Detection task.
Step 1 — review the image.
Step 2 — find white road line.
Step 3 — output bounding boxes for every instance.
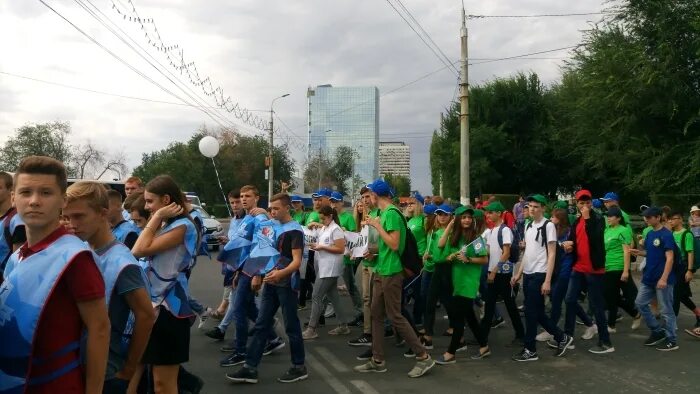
[306,353,352,394]
[350,380,381,394]
[315,346,350,373]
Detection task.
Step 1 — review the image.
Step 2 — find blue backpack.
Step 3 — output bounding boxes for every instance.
[497,223,520,264]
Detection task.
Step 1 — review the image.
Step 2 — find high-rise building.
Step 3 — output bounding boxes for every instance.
[307,85,379,188]
[379,141,410,178]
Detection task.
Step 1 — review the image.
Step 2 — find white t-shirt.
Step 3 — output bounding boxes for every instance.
[522,218,557,274]
[314,221,345,278]
[483,225,513,272]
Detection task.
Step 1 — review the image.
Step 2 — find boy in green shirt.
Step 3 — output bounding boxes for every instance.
[668,210,700,326]
[354,179,435,378]
[331,192,361,319]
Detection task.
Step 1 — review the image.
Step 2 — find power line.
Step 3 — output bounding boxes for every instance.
[468,12,611,19]
[470,46,577,65]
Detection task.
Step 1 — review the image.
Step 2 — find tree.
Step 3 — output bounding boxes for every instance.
[71,141,128,180]
[384,173,411,197]
[0,121,73,172]
[303,145,357,194]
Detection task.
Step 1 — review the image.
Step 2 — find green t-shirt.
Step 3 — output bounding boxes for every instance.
[672,229,694,261]
[450,239,482,298]
[604,225,633,271]
[304,211,320,226]
[338,211,357,266]
[374,205,406,277]
[427,227,451,266]
[292,210,307,224]
[641,226,653,242]
[362,209,381,268]
[407,215,427,256]
[605,208,632,232]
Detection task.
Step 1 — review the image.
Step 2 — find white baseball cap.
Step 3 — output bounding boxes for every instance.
[690,205,700,213]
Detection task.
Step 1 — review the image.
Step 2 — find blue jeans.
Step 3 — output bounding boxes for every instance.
[413,270,433,326]
[233,275,276,354]
[551,274,592,328]
[565,272,610,345]
[635,282,677,343]
[245,284,305,369]
[523,273,564,352]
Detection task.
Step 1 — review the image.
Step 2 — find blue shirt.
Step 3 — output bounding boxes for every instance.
[642,227,676,286]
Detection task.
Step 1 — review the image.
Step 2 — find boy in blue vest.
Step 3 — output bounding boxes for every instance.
[0,156,110,393]
[64,181,156,393]
[0,171,26,284]
[107,189,141,250]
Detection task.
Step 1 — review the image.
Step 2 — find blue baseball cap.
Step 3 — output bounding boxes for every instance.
[424,204,437,215]
[642,206,662,217]
[592,199,603,209]
[600,192,619,202]
[330,191,343,202]
[411,192,424,205]
[290,195,302,203]
[312,188,332,198]
[435,204,453,215]
[367,179,395,198]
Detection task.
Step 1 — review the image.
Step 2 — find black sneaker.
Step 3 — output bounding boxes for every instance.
[644,331,666,346]
[226,366,258,384]
[278,366,308,383]
[220,353,246,367]
[220,343,235,353]
[421,337,433,350]
[205,327,225,341]
[491,316,505,328]
[555,334,574,357]
[588,343,615,354]
[656,341,679,352]
[403,348,415,358]
[384,328,395,339]
[263,338,285,356]
[512,348,539,362]
[348,333,372,347]
[348,315,364,327]
[356,348,373,361]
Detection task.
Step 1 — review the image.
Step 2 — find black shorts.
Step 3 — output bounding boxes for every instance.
[142,307,190,365]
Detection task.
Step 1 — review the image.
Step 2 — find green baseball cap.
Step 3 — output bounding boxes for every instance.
[472,209,485,219]
[484,201,506,212]
[553,200,568,209]
[527,194,547,205]
[454,205,474,217]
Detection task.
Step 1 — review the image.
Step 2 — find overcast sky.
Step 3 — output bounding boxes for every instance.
[0,0,608,194]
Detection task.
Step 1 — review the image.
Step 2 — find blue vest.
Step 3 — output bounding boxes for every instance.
[95,241,147,357]
[0,234,92,393]
[189,209,208,258]
[241,219,303,277]
[0,209,24,274]
[216,214,265,271]
[144,218,197,318]
[121,208,131,222]
[112,220,141,247]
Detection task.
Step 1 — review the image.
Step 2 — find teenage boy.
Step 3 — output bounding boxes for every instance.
[0,171,26,283]
[212,190,243,322]
[562,190,614,354]
[667,210,700,326]
[511,194,572,361]
[631,206,678,351]
[353,179,435,378]
[107,189,141,250]
[600,192,631,226]
[227,193,308,384]
[122,176,144,221]
[0,156,110,393]
[481,201,525,345]
[63,181,156,393]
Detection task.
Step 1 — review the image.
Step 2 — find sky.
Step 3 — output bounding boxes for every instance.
[0,0,610,194]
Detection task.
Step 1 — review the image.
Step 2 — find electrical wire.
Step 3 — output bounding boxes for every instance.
[468,12,612,19]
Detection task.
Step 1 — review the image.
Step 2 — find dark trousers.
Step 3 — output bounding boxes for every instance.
[523,273,564,352]
[298,252,316,306]
[565,271,611,345]
[603,270,639,327]
[673,274,696,316]
[246,284,305,369]
[481,273,524,340]
[413,270,432,326]
[551,275,591,328]
[424,264,453,336]
[233,275,277,355]
[448,296,486,354]
[103,378,129,394]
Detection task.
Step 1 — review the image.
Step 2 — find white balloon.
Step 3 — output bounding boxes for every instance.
[198,136,219,158]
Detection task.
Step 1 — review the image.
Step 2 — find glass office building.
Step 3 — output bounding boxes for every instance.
[307,85,379,189]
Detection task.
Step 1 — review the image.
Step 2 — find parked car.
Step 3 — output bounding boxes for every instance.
[192,205,224,251]
[185,192,205,207]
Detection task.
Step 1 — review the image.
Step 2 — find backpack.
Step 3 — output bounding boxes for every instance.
[496,224,520,265]
[387,207,423,277]
[673,230,693,273]
[694,235,700,271]
[526,219,563,280]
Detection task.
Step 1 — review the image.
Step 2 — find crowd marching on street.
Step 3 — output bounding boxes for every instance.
[2,155,700,393]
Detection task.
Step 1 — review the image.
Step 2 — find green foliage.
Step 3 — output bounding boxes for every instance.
[303,145,359,194]
[384,173,411,197]
[1,121,73,173]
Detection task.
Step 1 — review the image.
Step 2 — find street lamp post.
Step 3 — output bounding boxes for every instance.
[269,93,290,202]
[317,129,331,190]
[351,146,362,203]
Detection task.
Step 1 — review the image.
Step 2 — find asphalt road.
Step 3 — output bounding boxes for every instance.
[184,249,700,393]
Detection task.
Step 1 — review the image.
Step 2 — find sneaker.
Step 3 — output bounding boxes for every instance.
[297,304,308,311]
[324,304,336,318]
[395,335,406,347]
[220,343,235,353]
[278,366,308,383]
[263,338,285,356]
[354,359,387,373]
[491,316,505,328]
[589,343,615,354]
[546,339,575,350]
[442,329,453,337]
[470,347,491,360]
[581,325,598,340]
[631,314,642,330]
[220,353,246,367]
[512,348,539,362]
[607,326,617,334]
[384,328,395,339]
[456,341,468,352]
[644,331,666,346]
[328,325,351,336]
[226,366,258,384]
[356,348,373,361]
[205,327,225,341]
[576,319,585,326]
[197,307,213,329]
[302,327,318,340]
[435,354,456,365]
[403,348,415,358]
[616,312,623,322]
[656,341,679,352]
[536,331,553,342]
[348,315,363,327]
[555,334,574,357]
[420,337,433,350]
[407,356,435,378]
[348,333,372,347]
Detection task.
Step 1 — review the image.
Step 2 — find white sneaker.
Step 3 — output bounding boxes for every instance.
[631,314,642,330]
[328,325,351,336]
[302,327,318,340]
[581,325,598,340]
[536,331,553,342]
[607,326,617,333]
[324,304,336,318]
[197,307,213,329]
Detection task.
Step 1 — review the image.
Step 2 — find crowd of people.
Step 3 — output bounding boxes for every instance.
[1,155,699,393]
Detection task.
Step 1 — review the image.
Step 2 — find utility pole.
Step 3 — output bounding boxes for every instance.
[459,4,470,206]
[317,144,323,190]
[268,94,289,202]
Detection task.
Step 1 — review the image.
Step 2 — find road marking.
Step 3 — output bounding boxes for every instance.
[306,353,351,394]
[350,380,381,394]
[316,346,350,372]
